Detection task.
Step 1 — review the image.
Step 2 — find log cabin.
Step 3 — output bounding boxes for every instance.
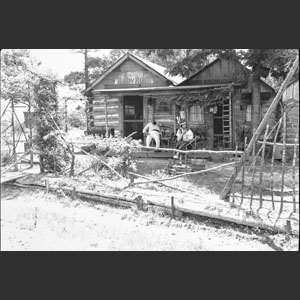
[83,52,277,150]
[281,79,299,144]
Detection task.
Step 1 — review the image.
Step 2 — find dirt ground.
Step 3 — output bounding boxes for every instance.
[1,185,298,251]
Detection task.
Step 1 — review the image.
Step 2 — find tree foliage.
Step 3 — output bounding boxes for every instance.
[1,49,38,105]
[32,78,72,173]
[1,49,72,174]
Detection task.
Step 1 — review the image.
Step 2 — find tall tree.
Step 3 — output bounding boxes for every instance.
[136,49,298,134]
[243,49,298,133]
[70,49,99,89]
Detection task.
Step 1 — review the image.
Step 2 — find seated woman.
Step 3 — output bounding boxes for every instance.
[173,123,194,159]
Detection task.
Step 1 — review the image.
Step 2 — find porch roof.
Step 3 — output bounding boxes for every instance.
[92,83,240,95]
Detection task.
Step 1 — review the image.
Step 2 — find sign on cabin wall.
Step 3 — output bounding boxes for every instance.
[114,71,160,85]
[94,59,167,90]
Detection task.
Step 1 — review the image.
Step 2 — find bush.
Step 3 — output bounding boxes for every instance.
[91,136,141,177]
[67,110,86,129]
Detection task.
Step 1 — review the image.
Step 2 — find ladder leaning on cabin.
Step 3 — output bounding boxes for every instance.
[222,96,232,149]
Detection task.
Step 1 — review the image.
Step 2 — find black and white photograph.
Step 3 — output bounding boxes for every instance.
[1,49,299,251]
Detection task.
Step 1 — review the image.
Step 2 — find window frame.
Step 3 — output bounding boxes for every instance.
[188,104,205,124]
[153,98,172,114]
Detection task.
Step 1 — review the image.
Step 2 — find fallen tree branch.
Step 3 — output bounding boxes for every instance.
[44,116,128,183]
[5,181,298,236]
[127,171,200,196]
[257,141,299,147]
[130,162,236,186]
[1,152,29,175]
[72,144,129,184]
[148,199,297,235]
[139,145,244,155]
[76,150,112,176]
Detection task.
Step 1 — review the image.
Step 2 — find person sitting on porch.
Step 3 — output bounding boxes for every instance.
[173,123,194,159]
[143,121,161,149]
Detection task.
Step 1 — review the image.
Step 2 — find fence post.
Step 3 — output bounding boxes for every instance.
[45,179,49,194]
[171,196,175,218]
[231,146,238,203]
[292,128,299,213]
[270,118,283,210]
[136,196,143,210]
[240,137,247,206]
[286,220,292,234]
[72,187,76,199]
[259,124,269,209]
[280,111,287,214]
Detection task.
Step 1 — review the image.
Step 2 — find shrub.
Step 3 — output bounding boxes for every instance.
[92,136,141,177]
[67,109,86,129]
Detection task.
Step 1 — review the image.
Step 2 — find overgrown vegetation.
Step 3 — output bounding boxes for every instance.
[33,78,72,173]
[82,136,141,177]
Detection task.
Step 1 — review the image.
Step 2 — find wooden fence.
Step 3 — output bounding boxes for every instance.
[226,116,299,217]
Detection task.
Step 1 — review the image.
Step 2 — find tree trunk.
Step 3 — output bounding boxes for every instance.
[251,74,261,136]
[28,101,33,168]
[84,50,90,133]
[84,49,90,89]
[11,98,18,171]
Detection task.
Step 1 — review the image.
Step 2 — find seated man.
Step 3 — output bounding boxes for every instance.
[143,121,161,149]
[174,123,194,159]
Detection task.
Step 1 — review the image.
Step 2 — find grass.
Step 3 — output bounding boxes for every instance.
[1,149,298,250]
[12,155,299,235]
[1,185,299,251]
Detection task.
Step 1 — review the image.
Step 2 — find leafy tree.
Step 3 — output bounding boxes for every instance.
[33,77,72,173]
[136,49,298,133]
[243,49,298,133]
[1,49,38,105]
[1,49,73,173]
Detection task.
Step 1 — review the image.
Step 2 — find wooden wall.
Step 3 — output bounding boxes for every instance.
[92,58,169,90]
[233,87,277,144]
[184,58,248,85]
[282,80,299,144]
[88,94,121,135]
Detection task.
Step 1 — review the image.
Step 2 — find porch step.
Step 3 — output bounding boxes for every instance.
[133,151,174,159]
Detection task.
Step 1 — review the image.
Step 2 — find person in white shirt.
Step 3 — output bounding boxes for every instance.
[174,123,194,159]
[143,121,161,149]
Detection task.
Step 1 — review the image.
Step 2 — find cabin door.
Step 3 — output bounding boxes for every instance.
[123,96,144,140]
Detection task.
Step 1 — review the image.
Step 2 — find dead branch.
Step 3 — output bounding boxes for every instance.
[72,144,129,183]
[1,152,29,175]
[139,145,244,155]
[76,150,112,176]
[127,171,200,196]
[130,162,236,186]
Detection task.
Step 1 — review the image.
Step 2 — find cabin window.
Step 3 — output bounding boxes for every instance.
[246,105,251,122]
[153,98,171,114]
[124,104,136,119]
[189,105,204,124]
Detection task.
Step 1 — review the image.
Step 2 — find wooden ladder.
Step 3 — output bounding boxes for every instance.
[222,97,232,149]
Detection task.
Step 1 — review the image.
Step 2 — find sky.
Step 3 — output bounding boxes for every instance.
[29,49,110,79]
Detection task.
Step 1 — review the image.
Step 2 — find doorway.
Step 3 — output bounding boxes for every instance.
[123,96,144,140]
